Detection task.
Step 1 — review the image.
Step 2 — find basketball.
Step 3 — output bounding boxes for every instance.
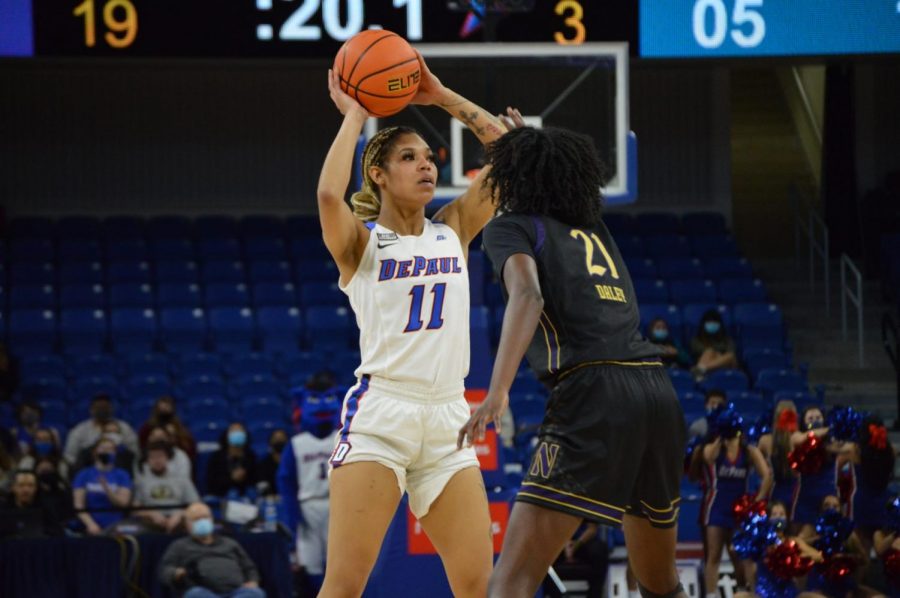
[333,29,420,118]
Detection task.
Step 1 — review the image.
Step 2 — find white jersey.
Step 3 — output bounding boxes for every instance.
[292,431,337,502]
[341,219,470,389]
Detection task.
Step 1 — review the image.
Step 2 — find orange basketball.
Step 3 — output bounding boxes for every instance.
[333,29,420,118]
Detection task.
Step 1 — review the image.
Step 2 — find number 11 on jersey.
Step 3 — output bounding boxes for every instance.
[404,283,446,332]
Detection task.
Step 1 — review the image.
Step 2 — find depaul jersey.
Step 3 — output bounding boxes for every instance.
[341,219,470,388]
[292,431,337,502]
[483,213,660,384]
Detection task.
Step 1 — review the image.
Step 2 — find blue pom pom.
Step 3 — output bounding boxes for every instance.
[733,513,778,560]
[814,510,855,556]
[887,496,900,534]
[826,405,865,442]
[711,402,745,439]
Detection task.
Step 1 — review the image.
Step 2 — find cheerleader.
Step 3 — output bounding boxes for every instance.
[793,407,839,538]
[758,401,802,522]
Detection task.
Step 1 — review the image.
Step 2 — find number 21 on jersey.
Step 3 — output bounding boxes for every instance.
[570,229,627,304]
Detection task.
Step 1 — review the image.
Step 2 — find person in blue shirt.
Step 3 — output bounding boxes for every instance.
[72,436,133,535]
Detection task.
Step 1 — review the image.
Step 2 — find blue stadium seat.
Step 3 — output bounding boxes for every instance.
[197,238,241,261]
[60,239,103,262]
[247,421,287,443]
[772,390,821,412]
[9,216,54,239]
[151,239,195,261]
[602,213,636,236]
[60,262,105,287]
[257,307,303,353]
[186,397,232,421]
[743,348,790,380]
[102,216,146,240]
[128,397,160,425]
[468,250,486,306]
[644,235,692,258]
[11,284,56,310]
[222,353,275,379]
[110,308,158,353]
[718,278,767,305]
[636,212,680,235]
[195,215,238,239]
[329,351,361,381]
[109,283,153,308]
[209,307,256,353]
[241,215,285,239]
[123,353,170,379]
[58,216,101,239]
[107,260,152,284]
[202,260,246,284]
[484,282,504,309]
[10,309,57,354]
[39,401,69,429]
[657,258,705,280]
[70,354,118,380]
[179,374,227,400]
[275,351,327,379]
[249,260,292,284]
[726,390,766,420]
[633,279,669,304]
[252,282,297,307]
[12,262,56,285]
[700,368,749,392]
[734,303,784,347]
[288,239,330,262]
[232,375,283,401]
[682,212,727,235]
[295,260,339,283]
[71,375,118,402]
[160,307,209,353]
[237,396,287,422]
[157,282,202,307]
[285,215,320,238]
[244,238,287,261]
[191,419,230,445]
[678,390,705,413]
[677,497,703,542]
[155,260,199,284]
[702,257,753,280]
[19,355,66,381]
[106,239,149,262]
[60,283,105,309]
[669,279,717,305]
[174,353,223,380]
[615,235,644,259]
[690,234,739,257]
[668,369,696,394]
[126,375,171,401]
[300,282,345,306]
[19,376,67,402]
[60,308,107,353]
[11,238,55,262]
[682,304,734,338]
[304,306,353,349]
[147,215,192,239]
[205,283,250,307]
[638,304,682,332]
[624,258,657,279]
[755,368,807,397]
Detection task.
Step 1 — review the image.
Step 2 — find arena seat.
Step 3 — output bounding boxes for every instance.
[717,278,767,305]
[147,215,192,239]
[60,239,103,262]
[10,309,58,354]
[682,212,727,235]
[201,260,247,284]
[244,238,287,262]
[669,279,717,305]
[10,284,56,310]
[11,238,55,263]
[70,354,118,380]
[657,257,705,280]
[734,302,784,347]
[151,238,195,261]
[689,234,739,257]
[122,353,170,379]
[257,306,303,353]
[249,260,292,284]
[160,307,209,353]
[636,212,680,235]
[205,283,250,308]
[102,216,146,241]
[701,257,753,280]
[61,283,106,309]
[106,260,151,284]
[198,238,241,261]
[12,261,57,285]
[633,278,669,304]
[108,283,153,309]
[155,259,199,284]
[755,368,807,397]
[700,368,749,392]
[194,215,238,239]
[106,238,149,261]
[743,348,790,380]
[251,282,298,307]
[300,282,345,307]
[645,235,692,259]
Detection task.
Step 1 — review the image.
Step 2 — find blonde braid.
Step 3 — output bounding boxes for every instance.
[350,126,410,223]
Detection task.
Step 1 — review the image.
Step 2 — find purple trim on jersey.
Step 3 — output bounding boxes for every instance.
[365,222,376,231]
[336,377,369,446]
[530,216,546,253]
[517,482,623,525]
[539,312,561,374]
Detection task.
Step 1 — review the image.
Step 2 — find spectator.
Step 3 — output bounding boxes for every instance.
[74,420,137,475]
[0,425,17,459]
[0,343,17,403]
[256,429,288,497]
[205,423,257,499]
[133,441,200,534]
[646,318,691,369]
[140,425,193,480]
[0,438,14,494]
[17,427,69,481]
[33,455,73,525]
[72,437,133,535]
[689,309,737,380]
[159,502,265,598]
[0,470,63,538]
[64,394,138,465]
[686,389,726,440]
[11,401,59,455]
[139,396,197,460]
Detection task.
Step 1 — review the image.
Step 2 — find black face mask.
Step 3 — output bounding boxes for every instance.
[94,408,113,423]
[157,411,174,423]
[271,441,287,454]
[97,453,114,466]
[38,472,58,486]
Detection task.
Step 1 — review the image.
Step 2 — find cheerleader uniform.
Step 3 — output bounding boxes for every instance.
[769,467,800,519]
[702,444,749,529]
[793,453,838,526]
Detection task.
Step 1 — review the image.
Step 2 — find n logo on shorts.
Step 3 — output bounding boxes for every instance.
[529,442,560,479]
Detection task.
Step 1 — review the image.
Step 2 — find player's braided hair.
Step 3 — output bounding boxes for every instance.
[351,125,420,222]
[482,126,606,226]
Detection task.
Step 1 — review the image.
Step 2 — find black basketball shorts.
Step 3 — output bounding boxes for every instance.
[516,361,686,528]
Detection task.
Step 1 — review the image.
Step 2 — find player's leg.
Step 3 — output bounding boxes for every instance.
[487,501,582,598]
[415,466,494,598]
[703,525,728,597]
[622,515,686,598]
[318,462,402,598]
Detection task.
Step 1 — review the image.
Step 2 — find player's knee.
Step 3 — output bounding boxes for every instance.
[450,564,490,598]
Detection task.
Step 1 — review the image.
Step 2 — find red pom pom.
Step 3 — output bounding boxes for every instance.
[788,432,826,475]
[733,493,767,525]
[764,541,814,580]
[869,424,888,450]
[820,554,857,583]
[884,549,900,585]
[776,410,798,433]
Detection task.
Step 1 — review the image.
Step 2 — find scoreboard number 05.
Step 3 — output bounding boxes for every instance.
[692,0,766,50]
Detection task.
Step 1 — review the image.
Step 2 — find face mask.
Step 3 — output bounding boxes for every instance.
[651,329,669,341]
[157,411,174,423]
[806,419,824,431]
[704,321,721,335]
[271,441,287,454]
[34,441,53,456]
[93,408,113,423]
[97,453,114,466]
[21,412,39,426]
[104,433,123,446]
[228,430,246,447]
[771,518,787,532]
[191,518,214,537]
[38,472,57,485]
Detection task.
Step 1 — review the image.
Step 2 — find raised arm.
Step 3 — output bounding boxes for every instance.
[317,69,373,284]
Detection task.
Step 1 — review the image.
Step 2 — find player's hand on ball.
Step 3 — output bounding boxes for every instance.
[327,68,369,118]
[457,390,509,449]
[410,50,448,106]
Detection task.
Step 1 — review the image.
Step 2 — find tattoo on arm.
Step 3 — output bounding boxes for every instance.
[459,110,486,136]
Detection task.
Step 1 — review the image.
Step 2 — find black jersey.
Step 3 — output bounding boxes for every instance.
[483,213,660,384]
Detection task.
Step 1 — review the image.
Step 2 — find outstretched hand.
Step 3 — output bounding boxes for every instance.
[327,68,369,118]
[498,107,526,132]
[410,50,449,107]
[457,390,509,449]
